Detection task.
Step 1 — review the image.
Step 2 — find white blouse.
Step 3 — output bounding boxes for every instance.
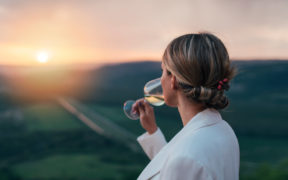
[137,108,240,180]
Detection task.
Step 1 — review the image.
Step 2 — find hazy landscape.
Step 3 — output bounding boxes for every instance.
[0,60,288,180]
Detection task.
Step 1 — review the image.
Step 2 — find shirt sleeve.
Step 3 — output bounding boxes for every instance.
[137,127,167,160]
[160,156,213,180]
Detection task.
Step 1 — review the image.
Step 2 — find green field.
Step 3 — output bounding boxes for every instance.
[0,101,149,180]
[9,101,288,180]
[13,153,143,180]
[23,103,86,132]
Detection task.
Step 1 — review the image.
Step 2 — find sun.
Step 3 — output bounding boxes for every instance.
[36,51,49,63]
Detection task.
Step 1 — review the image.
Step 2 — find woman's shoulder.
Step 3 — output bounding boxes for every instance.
[171,120,239,158]
[166,121,239,177]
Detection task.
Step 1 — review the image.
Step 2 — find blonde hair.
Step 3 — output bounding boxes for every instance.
[162,32,237,110]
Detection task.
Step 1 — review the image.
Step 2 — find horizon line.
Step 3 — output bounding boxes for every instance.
[0,58,288,68]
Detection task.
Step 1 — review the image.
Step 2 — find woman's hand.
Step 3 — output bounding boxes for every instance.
[132,98,158,134]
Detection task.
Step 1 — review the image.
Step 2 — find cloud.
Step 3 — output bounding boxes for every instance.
[0,6,6,14]
[0,0,288,65]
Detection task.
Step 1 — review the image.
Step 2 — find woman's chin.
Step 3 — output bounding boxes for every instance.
[164,99,178,108]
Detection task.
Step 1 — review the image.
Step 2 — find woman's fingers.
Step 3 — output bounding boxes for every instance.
[143,100,153,113]
[138,102,145,114]
[131,103,138,114]
[132,98,145,114]
[132,98,155,121]
[133,98,157,134]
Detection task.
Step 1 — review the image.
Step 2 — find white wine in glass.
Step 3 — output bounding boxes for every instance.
[123,77,164,120]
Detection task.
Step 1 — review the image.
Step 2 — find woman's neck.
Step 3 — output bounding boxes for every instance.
[177,92,206,126]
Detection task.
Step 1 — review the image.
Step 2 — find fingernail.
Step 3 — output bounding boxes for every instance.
[139,102,142,106]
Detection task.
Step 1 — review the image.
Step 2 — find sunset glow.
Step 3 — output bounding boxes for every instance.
[36,51,49,63]
[0,0,287,66]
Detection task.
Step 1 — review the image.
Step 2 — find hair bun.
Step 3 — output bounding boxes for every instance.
[180,85,230,110]
[205,92,229,110]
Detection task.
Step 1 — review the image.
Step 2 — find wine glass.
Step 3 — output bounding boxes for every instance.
[123,77,164,120]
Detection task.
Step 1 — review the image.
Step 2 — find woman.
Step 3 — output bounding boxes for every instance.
[132,32,240,180]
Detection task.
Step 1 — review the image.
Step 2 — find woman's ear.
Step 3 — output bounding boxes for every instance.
[171,75,178,90]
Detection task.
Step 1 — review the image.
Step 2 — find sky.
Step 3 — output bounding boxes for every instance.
[0,0,287,66]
